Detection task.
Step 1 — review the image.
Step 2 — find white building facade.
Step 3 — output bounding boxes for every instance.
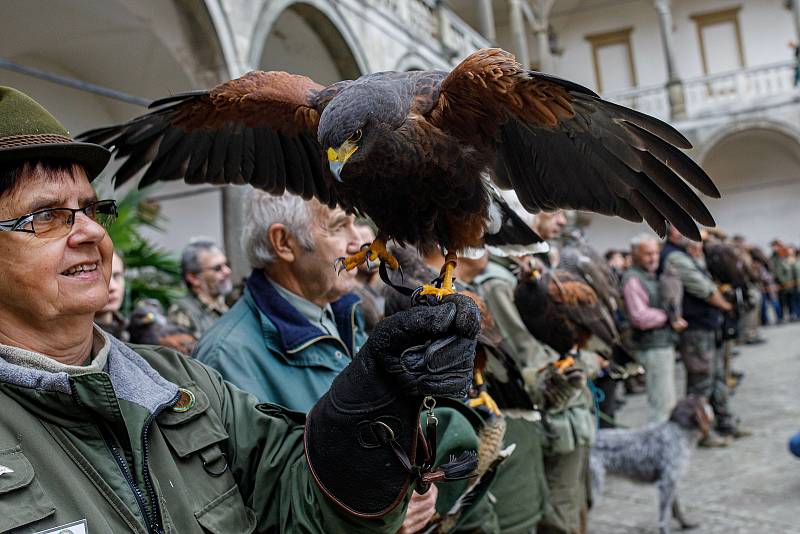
[3,0,799,271]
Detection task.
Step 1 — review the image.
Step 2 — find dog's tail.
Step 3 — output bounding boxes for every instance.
[589,452,605,507]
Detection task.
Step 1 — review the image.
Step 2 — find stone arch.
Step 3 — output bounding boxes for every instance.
[701,124,800,247]
[248,0,368,81]
[696,118,800,165]
[394,51,434,71]
[0,0,232,252]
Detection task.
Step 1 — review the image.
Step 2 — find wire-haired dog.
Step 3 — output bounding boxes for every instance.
[590,396,713,534]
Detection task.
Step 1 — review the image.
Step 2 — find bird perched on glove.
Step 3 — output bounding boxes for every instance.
[79,48,718,299]
[513,266,622,409]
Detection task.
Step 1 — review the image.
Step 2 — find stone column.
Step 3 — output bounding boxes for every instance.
[530,0,555,72]
[509,0,530,68]
[221,60,252,280]
[475,0,496,43]
[793,0,800,44]
[653,0,686,119]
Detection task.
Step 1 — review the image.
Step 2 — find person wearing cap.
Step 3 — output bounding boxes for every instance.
[0,86,480,533]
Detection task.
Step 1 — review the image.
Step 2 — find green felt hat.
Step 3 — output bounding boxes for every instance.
[0,86,110,179]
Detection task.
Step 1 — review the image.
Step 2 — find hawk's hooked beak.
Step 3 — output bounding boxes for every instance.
[327,140,359,183]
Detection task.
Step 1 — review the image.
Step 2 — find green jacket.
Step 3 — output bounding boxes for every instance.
[0,336,404,534]
[475,257,595,456]
[195,271,367,413]
[168,292,227,339]
[769,253,794,287]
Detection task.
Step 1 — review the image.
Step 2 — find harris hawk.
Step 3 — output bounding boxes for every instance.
[78,48,719,297]
[514,266,620,359]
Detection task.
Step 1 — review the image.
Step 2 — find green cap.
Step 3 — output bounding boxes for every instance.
[0,87,110,179]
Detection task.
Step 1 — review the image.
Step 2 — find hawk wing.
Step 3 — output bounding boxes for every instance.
[548,270,620,349]
[429,49,719,240]
[78,71,350,206]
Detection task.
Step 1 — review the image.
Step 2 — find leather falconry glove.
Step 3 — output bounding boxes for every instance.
[305,294,480,518]
[538,363,586,411]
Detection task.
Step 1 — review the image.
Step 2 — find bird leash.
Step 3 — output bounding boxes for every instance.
[378,261,451,306]
[392,396,477,494]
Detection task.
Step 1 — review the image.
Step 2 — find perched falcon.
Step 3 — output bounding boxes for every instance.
[514,268,620,357]
[79,48,719,297]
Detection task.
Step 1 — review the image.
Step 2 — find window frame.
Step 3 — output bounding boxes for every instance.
[690,6,745,75]
[585,27,637,93]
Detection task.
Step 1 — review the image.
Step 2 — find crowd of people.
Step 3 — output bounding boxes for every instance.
[90,189,786,532]
[0,86,790,534]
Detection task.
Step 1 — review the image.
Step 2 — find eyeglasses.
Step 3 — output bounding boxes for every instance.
[0,199,118,239]
[204,262,230,273]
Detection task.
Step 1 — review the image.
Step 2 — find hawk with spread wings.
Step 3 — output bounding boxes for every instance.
[79,48,718,297]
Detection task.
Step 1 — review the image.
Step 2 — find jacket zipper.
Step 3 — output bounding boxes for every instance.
[98,389,178,534]
[139,391,179,534]
[100,424,153,534]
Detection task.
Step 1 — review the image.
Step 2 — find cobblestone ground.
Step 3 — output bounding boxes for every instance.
[589,322,800,533]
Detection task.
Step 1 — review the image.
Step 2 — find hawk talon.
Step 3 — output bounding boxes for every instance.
[418,284,457,300]
[334,256,347,275]
[332,237,399,275]
[415,252,458,300]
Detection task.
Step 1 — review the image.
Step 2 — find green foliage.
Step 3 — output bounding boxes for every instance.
[106,187,184,313]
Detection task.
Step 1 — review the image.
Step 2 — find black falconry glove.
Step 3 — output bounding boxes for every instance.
[305,294,480,518]
[538,362,586,411]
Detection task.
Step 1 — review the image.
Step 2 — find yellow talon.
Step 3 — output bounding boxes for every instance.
[335,237,399,273]
[468,369,502,416]
[418,252,458,300]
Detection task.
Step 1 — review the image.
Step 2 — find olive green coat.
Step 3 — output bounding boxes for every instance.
[0,340,405,534]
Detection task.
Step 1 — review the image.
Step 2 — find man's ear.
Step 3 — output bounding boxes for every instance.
[268,224,296,263]
[185,271,200,290]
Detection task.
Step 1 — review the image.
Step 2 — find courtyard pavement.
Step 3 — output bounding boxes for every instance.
[589,322,800,533]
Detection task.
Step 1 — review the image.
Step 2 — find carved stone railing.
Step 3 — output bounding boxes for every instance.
[683,60,796,116]
[603,83,672,121]
[365,0,490,62]
[603,60,798,121]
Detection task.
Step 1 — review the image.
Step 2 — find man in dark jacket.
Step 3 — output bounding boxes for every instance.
[0,86,479,533]
[661,226,746,442]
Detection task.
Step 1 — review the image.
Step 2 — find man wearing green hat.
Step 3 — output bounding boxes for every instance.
[0,87,480,533]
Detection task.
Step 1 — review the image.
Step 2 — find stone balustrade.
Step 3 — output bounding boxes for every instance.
[604,60,799,121]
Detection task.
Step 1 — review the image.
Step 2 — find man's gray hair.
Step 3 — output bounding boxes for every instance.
[180,238,222,287]
[241,189,316,269]
[630,232,659,252]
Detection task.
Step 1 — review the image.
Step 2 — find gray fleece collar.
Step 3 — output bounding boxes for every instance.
[0,331,178,415]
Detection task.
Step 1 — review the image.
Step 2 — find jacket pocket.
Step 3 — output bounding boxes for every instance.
[0,445,56,531]
[158,383,255,533]
[194,485,256,534]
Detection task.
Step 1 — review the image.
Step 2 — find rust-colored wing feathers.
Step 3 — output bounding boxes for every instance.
[549,278,598,307]
[430,48,718,241]
[429,48,578,144]
[170,71,323,135]
[78,70,341,205]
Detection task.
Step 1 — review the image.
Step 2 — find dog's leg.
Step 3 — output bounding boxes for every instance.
[657,476,677,534]
[588,453,605,507]
[672,497,698,530]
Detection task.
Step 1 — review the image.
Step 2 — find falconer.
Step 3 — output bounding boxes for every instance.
[0,86,479,534]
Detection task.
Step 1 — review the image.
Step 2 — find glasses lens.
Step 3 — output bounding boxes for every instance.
[31,209,72,238]
[209,263,230,273]
[91,200,118,228]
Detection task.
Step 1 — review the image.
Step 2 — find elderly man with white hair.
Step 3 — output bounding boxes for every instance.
[621,233,686,423]
[195,190,487,534]
[195,190,366,411]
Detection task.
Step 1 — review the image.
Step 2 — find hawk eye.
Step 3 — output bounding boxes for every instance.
[348,129,363,143]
